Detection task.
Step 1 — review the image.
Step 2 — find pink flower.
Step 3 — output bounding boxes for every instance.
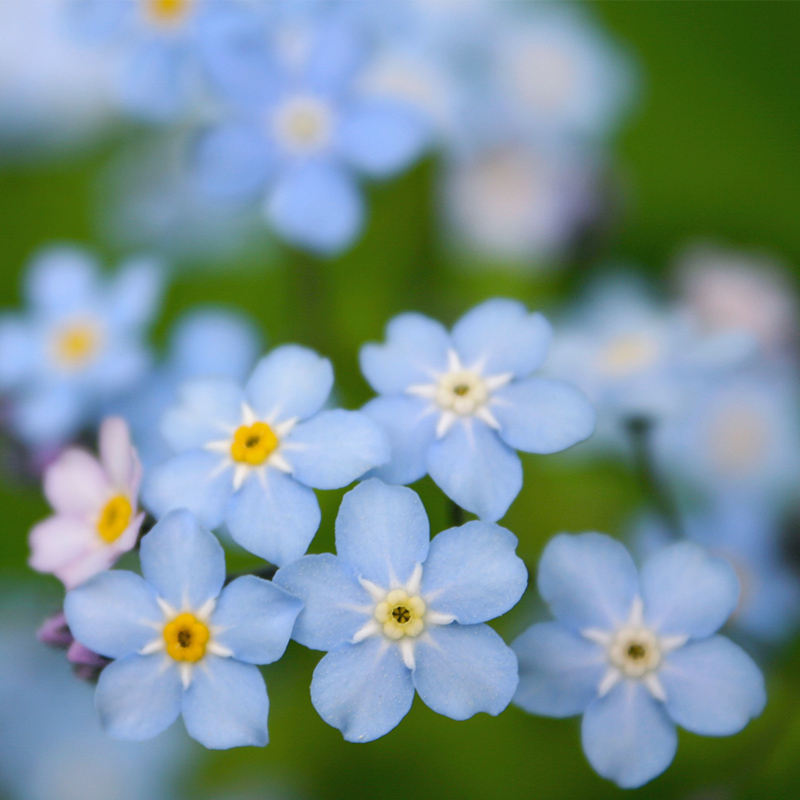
[29,417,144,588]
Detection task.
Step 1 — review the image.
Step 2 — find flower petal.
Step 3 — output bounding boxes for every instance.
[43,449,110,516]
[0,317,37,390]
[426,421,522,522]
[139,509,226,611]
[225,470,320,566]
[29,516,94,574]
[661,636,766,736]
[99,416,137,491]
[182,656,269,749]
[212,576,303,665]
[361,395,438,485]
[274,554,373,651]
[107,256,164,330]
[493,378,595,454]
[64,570,162,659]
[335,479,429,587]
[451,299,552,378]
[421,521,527,624]
[245,345,333,423]
[360,312,451,395]
[119,39,186,122]
[641,542,739,639]
[24,246,98,314]
[537,533,640,631]
[285,409,390,489]
[311,639,414,742]
[581,681,677,789]
[95,654,183,741]
[413,624,518,719]
[512,622,606,718]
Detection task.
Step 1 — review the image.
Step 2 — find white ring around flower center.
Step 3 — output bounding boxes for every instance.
[272,95,333,154]
[435,369,489,415]
[607,625,662,678]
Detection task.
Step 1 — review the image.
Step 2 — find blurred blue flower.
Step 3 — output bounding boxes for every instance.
[114,306,262,470]
[274,479,527,742]
[0,245,163,447]
[143,344,390,565]
[360,298,595,521]
[513,533,766,788]
[193,10,430,254]
[64,509,302,749]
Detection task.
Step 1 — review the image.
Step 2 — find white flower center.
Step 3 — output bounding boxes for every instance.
[599,334,661,378]
[607,625,662,678]
[435,370,489,415]
[272,95,333,155]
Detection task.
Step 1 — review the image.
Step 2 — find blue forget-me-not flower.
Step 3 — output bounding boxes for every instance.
[360,298,596,521]
[275,479,527,742]
[513,532,766,788]
[143,344,390,565]
[64,509,303,749]
[0,245,163,447]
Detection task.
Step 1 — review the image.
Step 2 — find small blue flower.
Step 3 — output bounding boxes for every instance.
[360,298,596,521]
[64,509,303,749]
[513,532,766,788]
[142,344,390,565]
[0,245,163,447]
[193,10,430,254]
[274,479,527,742]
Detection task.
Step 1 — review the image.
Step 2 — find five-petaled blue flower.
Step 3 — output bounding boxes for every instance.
[0,245,163,447]
[142,344,390,565]
[64,509,303,749]
[274,479,527,742]
[360,298,596,521]
[513,532,766,788]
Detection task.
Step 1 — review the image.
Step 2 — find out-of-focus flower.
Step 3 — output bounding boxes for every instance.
[194,11,430,254]
[38,609,111,681]
[114,307,262,470]
[29,417,143,589]
[545,276,755,454]
[143,345,390,565]
[513,533,766,788]
[360,299,595,521]
[65,509,303,748]
[0,245,164,448]
[274,479,526,742]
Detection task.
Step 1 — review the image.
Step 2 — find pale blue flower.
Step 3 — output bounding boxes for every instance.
[143,344,390,565]
[513,533,766,788]
[64,509,303,749]
[360,298,595,521]
[0,245,163,447]
[274,479,527,742]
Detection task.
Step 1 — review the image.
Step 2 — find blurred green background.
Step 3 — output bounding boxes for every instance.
[1,2,800,799]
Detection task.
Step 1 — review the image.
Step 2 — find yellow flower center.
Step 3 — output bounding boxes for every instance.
[163,613,210,662]
[230,422,279,466]
[600,335,660,378]
[374,589,426,640]
[97,495,133,544]
[145,0,192,25]
[52,321,102,370]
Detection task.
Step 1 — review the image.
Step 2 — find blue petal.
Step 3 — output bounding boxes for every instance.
[12,384,83,446]
[212,576,303,665]
[160,378,245,453]
[420,521,527,624]
[661,636,766,736]
[426,421,522,522]
[537,533,640,631]
[310,639,414,742]
[451,299,552,378]
[641,542,739,639]
[286,409,389,489]
[273,554,373,651]
[24,246,98,314]
[512,622,606,717]
[265,161,363,255]
[361,395,438,485]
[0,317,36,390]
[142,450,233,530]
[339,99,429,178]
[139,509,226,610]
[245,345,333,422]
[493,378,596,454]
[360,312,451,395]
[335,479,429,587]
[95,654,183,741]
[107,256,164,330]
[305,17,367,97]
[413,624,518,719]
[225,470,320,566]
[119,39,188,122]
[581,682,677,789]
[64,571,162,659]
[182,656,269,749]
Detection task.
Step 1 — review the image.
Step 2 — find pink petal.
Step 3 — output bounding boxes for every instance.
[56,546,120,590]
[99,416,138,491]
[29,516,94,573]
[43,449,110,516]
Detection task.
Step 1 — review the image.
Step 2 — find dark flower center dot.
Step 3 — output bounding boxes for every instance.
[453,384,470,396]
[627,643,646,660]
[177,629,193,648]
[246,435,261,448]
[392,606,411,624]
